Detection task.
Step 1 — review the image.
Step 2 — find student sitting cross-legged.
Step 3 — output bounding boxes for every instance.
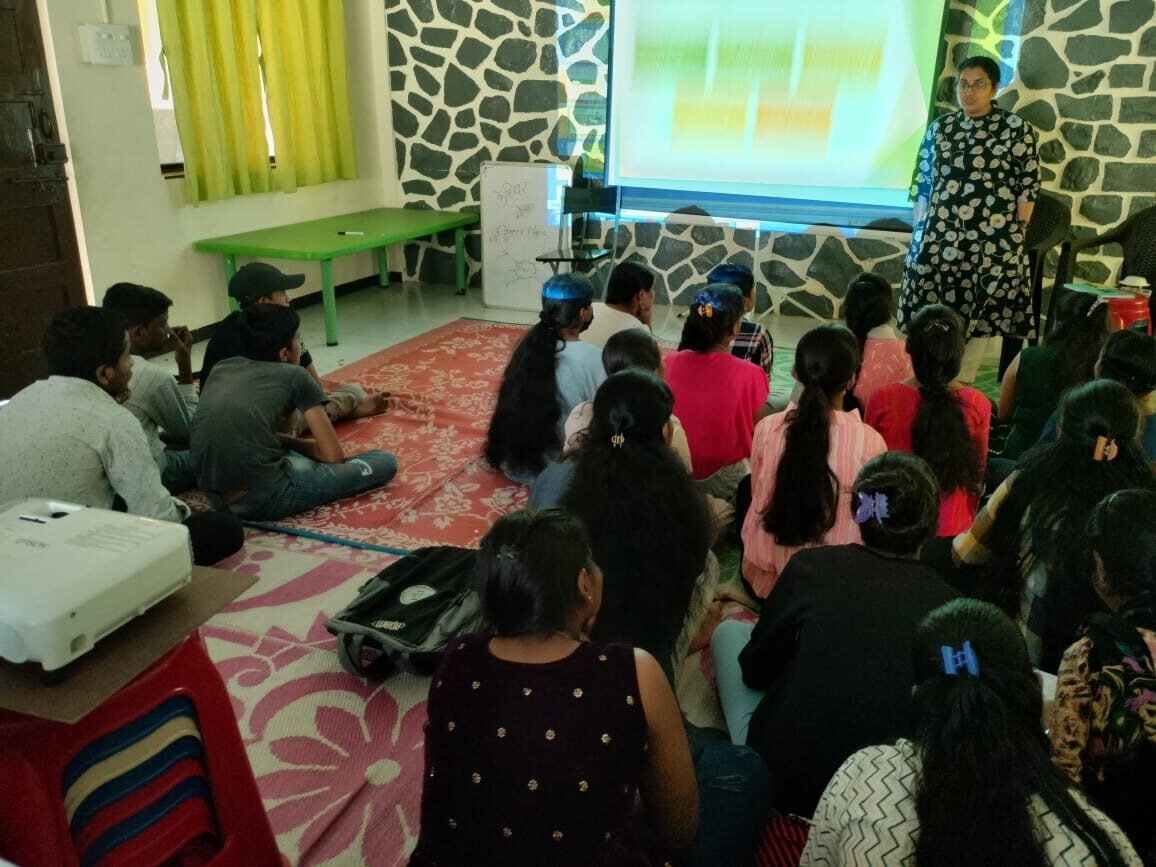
[715,452,958,819]
[0,307,242,566]
[191,305,397,521]
[102,281,199,493]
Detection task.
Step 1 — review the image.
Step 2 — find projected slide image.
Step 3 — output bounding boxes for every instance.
[608,0,945,215]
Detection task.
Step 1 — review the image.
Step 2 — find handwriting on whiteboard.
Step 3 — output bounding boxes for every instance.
[493,181,529,207]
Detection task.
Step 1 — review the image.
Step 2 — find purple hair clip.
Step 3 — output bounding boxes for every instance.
[941,641,980,677]
[853,491,889,525]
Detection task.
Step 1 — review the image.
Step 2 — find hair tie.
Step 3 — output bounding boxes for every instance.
[1092,435,1119,462]
[610,433,625,448]
[697,302,714,319]
[853,491,889,524]
[940,641,980,676]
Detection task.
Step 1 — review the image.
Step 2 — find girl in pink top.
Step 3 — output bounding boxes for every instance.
[741,325,887,598]
[665,284,769,501]
[866,304,990,536]
[843,272,914,408]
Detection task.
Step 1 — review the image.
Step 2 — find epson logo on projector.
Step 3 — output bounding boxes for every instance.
[372,619,405,631]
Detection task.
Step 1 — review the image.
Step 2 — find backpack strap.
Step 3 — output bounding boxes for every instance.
[335,631,396,680]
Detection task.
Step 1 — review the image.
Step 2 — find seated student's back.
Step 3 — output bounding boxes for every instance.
[665,284,768,491]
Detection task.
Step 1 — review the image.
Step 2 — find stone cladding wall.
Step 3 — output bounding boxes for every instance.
[385,0,1154,318]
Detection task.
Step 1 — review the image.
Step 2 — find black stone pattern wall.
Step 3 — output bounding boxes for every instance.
[386,0,1152,319]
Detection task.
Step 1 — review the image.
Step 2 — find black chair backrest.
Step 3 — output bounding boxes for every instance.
[1026,192,1071,254]
[1120,205,1156,288]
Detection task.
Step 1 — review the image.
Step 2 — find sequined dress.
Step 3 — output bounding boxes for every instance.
[410,634,650,866]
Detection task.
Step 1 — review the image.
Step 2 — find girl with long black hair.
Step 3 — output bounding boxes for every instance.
[842,271,912,408]
[665,283,770,501]
[999,291,1110,458]
[484,274,604,481]
[741,325,886,598]
[866,303,990,535]
[955,379,1156,671]
[563,368,713,679]
[802,598,1141,866]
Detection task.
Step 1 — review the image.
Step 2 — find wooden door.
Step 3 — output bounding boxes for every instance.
[0,0,86,398]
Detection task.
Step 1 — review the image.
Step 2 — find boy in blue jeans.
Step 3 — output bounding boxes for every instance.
[191,305,397,520]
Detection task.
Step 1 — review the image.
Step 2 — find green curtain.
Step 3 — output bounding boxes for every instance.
[257,0,358,193]
[156,0,271,203]
[157,0,357,203]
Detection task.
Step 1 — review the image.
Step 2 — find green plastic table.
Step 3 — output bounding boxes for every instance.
[194,207,479,345]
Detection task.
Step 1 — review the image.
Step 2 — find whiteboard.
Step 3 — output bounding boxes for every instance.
[480,161,572,310]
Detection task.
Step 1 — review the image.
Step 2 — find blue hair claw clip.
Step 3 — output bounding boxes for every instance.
[940,640,980,676]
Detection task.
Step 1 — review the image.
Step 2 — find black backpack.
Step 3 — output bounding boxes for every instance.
[326,546,481,679]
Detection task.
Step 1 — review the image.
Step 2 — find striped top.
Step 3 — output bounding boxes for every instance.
[741,405,887,598]
[802,739,1142,866]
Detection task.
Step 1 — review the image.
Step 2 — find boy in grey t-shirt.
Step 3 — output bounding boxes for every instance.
[191,305,397,521]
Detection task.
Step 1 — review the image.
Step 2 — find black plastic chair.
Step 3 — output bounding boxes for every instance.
[536,184,622,293]
[1052,204,1156,331]
[998,192,1072,377]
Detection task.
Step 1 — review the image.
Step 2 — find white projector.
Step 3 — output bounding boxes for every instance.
[0,499,193,671]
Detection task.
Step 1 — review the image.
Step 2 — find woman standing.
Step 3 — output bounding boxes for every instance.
[898,55,1040,381]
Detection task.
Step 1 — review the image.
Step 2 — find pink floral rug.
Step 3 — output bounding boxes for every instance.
[202,529,742,865]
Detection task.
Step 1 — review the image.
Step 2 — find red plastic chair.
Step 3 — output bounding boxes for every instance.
[0,631,281,867]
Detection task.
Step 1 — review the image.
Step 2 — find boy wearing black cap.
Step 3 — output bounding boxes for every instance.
[199,263,389,423]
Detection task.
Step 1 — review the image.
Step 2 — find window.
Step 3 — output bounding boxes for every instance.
[137,0,275,175]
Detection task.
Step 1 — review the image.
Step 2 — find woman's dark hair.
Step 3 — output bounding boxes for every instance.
[706,263,755,298]
[678,283,745,352]
[761,325,859,545]
[1097,329,1156,397]
[982,379,1156,669]
[1045,292,1110,397]
[604,261,655,306]
[239,304,300,362]
[1087,489,1156,604]
[906,304,983,494]
[102,282,172,328]
[910,599,1131,867]
[851,452,940,556]
[477,509,592,638]
[602,328,662,376]
[43,306,127,381]
[843,272,894,358]
[958,55,1001,89]
[563,370,711,666]
[485,274,595,477]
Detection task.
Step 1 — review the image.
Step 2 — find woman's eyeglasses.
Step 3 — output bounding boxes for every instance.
[957,80,991,92]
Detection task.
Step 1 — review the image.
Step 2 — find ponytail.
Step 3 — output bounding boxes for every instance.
[842,271,894,358]
[678,283,745,352]
[911,600,1132,867]
[761,326,858,544]
[485,283,593,477]
[907,305,982,493]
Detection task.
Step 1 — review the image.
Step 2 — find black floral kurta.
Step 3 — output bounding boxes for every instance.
[897,106,1040,339]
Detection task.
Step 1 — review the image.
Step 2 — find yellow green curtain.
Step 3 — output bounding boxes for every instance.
[156,0,357,202]
[256,0,358,193]
[156,0,271,203]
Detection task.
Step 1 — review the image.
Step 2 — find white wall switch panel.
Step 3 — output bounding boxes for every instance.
[79,23,135,66]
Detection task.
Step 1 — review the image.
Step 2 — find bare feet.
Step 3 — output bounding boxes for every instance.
[352,391,392,418]
[688,600,725,654]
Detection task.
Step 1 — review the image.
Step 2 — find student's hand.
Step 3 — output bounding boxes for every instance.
[166,325,194,383]
[165,325,193,357]
[115,387,132,405]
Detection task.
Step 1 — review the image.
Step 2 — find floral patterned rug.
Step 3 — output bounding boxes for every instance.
[251,318,530,552]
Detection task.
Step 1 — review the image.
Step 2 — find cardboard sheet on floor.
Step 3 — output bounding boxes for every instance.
[0,565,256,723]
